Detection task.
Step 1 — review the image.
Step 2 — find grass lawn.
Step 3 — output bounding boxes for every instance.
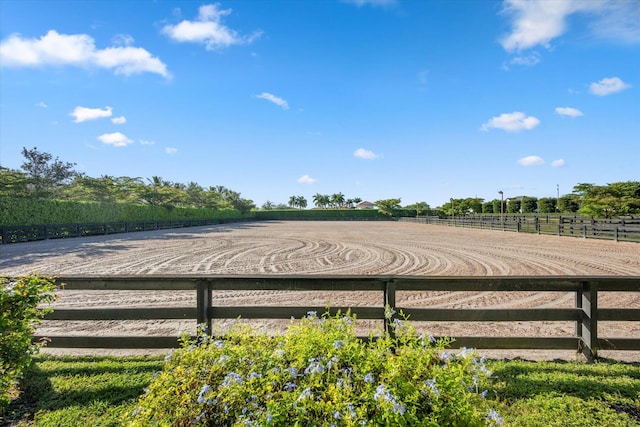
[2,355,639,426]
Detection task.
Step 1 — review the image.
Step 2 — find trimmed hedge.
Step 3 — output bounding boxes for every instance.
[0,197,243,226]
[254,209,392,221]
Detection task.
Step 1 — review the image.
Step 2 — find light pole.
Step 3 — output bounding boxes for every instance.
[450,198,454,224]
[498,191,504,228]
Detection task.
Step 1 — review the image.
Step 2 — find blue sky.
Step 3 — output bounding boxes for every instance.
[1,0,638,208]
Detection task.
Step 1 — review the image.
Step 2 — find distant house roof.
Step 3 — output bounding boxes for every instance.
[356,201,376,209]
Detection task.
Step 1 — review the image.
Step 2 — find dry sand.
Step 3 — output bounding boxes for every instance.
[1,221,638,361]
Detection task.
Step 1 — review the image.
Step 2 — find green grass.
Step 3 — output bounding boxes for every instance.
[2,355,639,426]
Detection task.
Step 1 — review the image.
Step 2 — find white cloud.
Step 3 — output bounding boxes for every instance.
[481,112,540,132]
[162,4,262,50]
[139,139,155,145]
[353,148,381,160]
[499,0,640,53]
[518,155,545,166]
[70,106,112,123]
[0,30,170,78]
[165,147,178,154]
[588,1,640,44]
[342,0,397,6]
[507,52,541,68]
[112,34,134,46]
[589,77,631,96]
[256,92,289,110]
[551,159,566,167]
[555,107,583,117]
[111,116,127,124]
[97,132,133,147]
[36,101,47,108]
[297,174,317,184]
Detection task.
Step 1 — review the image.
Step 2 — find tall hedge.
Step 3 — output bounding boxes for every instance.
[254,209,391,221]
[0,197,243,226]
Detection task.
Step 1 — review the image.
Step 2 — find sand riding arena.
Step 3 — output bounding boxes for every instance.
[1,221,639,360]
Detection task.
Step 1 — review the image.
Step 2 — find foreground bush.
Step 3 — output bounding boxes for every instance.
[0,274,57,412]
[128,311,502,426]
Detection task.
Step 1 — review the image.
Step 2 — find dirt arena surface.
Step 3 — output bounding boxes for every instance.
[2,221,639,361]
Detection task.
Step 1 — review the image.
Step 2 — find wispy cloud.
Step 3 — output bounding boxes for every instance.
[0,30,170,78]
[551,159,566,167]
[342,0,397,7]
[97,132,133,147]
[165,147,178,154]
[589,77,631,96]
[518,155,545,166]
[481,112,540,132]
[353,148,381,160]
[36,101,47,108]
[503,52,541,70]
[162,4,262,50]
[256,92,289,110]
[111,116,126,124]
[499,0,639,54]
[139,139,155,145]
[70,106,112,123]
[297,174,317,184]
[555,107,583,117]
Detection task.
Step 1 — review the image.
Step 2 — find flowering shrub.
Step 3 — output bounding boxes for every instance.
[0,274,57,412]
[128,311,502,426]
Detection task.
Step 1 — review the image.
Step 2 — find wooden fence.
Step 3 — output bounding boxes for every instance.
[401,216,640,242]
[33,275,640,361]
[0,217,251,245]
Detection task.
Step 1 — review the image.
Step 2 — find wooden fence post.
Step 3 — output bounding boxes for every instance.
[384,280,397,339]
[577,281,598,361]
[196,280,212,335]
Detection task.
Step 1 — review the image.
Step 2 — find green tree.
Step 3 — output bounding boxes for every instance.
[538,197,557,214]
[330,193,345,208]
[492,199,504,216]
[482,201,494,214]
[558,195,580,213]
[375,198,401,216]
[507,199,521,214]
[261,200,275,210]
[20,147,77,198]
[313,193,330,209]
[297,196,307,209]
[0,167,29,197]
[521,196,538,213]
[405,201,431,217]
[575,181,640,217]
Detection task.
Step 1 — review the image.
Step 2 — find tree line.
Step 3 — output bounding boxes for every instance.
[2,148,637,219]
[439,182,640,218]
[1,147,256,213]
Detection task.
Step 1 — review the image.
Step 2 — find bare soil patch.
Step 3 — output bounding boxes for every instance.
[2,221,638,361]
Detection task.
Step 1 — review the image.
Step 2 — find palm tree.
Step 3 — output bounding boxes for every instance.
[297,196,308,209]
[313,193,325,208]
[331,192,345,208]
[289,195,298,209]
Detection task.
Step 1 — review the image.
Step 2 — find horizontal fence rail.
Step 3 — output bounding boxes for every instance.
[30,275,640,361]
[0,217,254,245]
[1,216,391,245]
[400,216,640,242]
[5,215,638,244]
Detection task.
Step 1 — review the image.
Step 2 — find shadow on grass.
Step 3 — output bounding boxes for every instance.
[2,356,164,426]
[485,358,640,423]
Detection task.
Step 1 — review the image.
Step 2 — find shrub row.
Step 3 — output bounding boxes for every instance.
[253,209,391,221]
[0,197,243,226]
